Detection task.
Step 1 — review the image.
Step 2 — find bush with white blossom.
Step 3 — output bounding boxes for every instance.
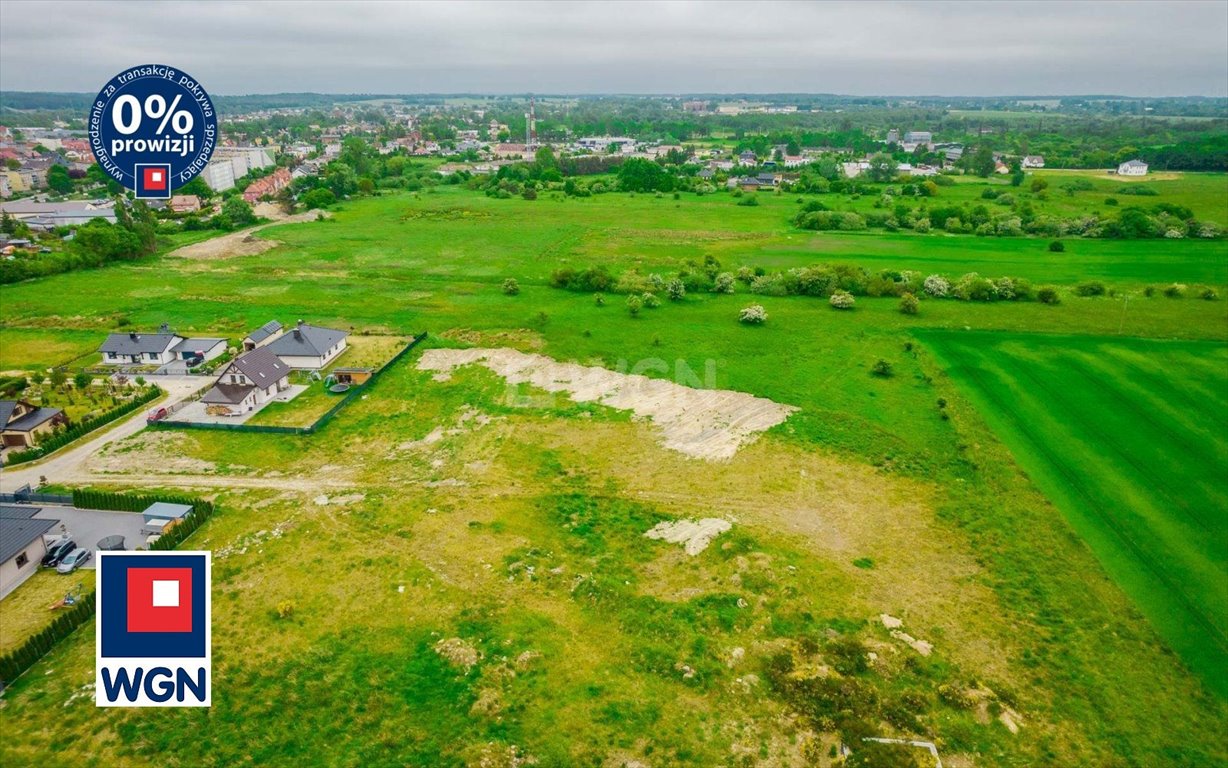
[923,274,950,297]
[739,305,768,324]
[829,291,856,310]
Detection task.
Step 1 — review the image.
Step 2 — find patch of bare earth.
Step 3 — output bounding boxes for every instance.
[168,209,330,260]
[417,347,797,461]
[86,430,218,475]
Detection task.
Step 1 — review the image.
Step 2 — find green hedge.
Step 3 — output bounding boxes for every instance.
[5,386,163,466]
[0,490,215,688]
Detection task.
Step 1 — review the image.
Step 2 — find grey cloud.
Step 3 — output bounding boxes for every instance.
[0,0,1225,95]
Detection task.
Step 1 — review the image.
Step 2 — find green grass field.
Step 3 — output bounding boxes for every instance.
[1,185,1227,766]
[921,331,1228,696]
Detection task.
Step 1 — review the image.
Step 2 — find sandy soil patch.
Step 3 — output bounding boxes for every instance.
[645,518,733,555]
[86,430,218,475]
[168,209,329,260]
[417,348,797,460]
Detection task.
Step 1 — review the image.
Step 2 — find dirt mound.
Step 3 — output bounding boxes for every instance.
[417,348,797,461]
[168,209,330,260]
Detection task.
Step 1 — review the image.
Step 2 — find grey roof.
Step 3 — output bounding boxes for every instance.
[267,323,347,359]
[0,400,16,427]
[143,502,192,520]
[99,332,182,356]
[1121,159,1148,168]
[5,406,62,433]
[0,514,56,564]
[172,337,226,355]
[245,320,282,344]
[201,382,255,404]
[230,346,290,384]
[0,505,41,519]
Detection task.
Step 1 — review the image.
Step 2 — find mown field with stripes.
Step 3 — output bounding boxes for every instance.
[921,331,1228,696]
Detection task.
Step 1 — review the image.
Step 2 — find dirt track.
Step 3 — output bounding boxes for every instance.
[167,209,328,260]
[417,347,798,461]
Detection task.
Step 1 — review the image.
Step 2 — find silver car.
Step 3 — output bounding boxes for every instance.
[56,548,91,574]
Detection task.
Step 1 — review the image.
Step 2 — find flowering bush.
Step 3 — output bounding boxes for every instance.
[642,292,661,309]
[899,292,920,315]
[923,274,949,297]
[714,272,736,294]
[666,278,687,301]
[739,304,768,324]
[829,290,856,310]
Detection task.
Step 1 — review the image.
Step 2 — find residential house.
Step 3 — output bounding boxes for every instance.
[737,151,757,166]
[98,328,184,366]
[169,195,201,213]
[200,346,291,412]
[1021,155,1045,169]
[1118,159,1148,176]
[170,337,227,364]
[242,167,292,204]
[1,399,67,448]
[242,320,283,351]
[266,320,348,370]
[1,506,58,599]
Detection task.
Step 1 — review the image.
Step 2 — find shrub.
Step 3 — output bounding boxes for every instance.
[899,292,919,315]
[922,274,949,298]
[501,278,520,296]
[1049,240,1065,252]
[1037,286,1061,305]
[735,266,754,283]
[1074,281,1107,297]
[550,265,614,292]
[666,278,686,301]
[1143,285,1157,297]
[625,294,643,316]
[739,304,767,324]
[594,292,605,307]
[736,195,759,206]
[277,601,296,620]
[871,359,894,377]
[829,290,855,310]
[1164,283,1187,298]
[72,371,91,389]
[954,273,997,301]
[712,272,737,294]
[1105,197,1118,206]
[642,292,661,309]
[1200,287,1219,300]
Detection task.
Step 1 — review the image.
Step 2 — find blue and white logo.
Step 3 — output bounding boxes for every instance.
[88,64,217,199]
[96,551,211,707]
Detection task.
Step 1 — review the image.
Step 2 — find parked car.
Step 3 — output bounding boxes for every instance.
[147,406,169,423]
[41,538,77,567]
[56,548,91,574]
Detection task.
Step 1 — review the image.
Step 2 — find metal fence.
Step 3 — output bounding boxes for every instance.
[150,332,427,436]
[0,490,74,505]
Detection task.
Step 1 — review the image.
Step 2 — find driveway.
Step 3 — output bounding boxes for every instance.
[32,503,150,566]
[0,375,211,493]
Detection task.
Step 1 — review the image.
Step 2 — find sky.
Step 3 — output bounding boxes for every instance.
[1,0,1226,97]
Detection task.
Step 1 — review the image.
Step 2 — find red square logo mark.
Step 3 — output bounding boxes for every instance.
[142,167,167,191]
[127,567,193,633]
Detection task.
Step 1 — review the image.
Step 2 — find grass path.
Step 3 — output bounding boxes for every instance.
[920,331,1228,697]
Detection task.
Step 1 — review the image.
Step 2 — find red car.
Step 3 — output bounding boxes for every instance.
[147,406,168,423]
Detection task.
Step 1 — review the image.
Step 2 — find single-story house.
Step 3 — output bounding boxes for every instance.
[140,502,191,536]
[266,321,348,370]
[99,327,184,366]
[171,337,226,363]
[1,399,67,448]
[243,320,284,351]
[1,505,58,599]
[201,346,291,411]
[1118,159,1148,176]
[1021,155,1045,169]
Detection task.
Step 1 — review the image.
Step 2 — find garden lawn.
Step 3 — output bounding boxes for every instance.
[920,330,1228,696]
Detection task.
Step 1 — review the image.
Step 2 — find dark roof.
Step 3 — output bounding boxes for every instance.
[267,323,347,359]
[5,405,62,432]
[99,332,182,356]
[0,514,56,564]
[201,382,255,404]
[245,320,282,344]
[172,337,226,355]
[0,505,41,519]
[0,400,16,427]
[230,346,290,385]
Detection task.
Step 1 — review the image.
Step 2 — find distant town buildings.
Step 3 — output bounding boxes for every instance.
[1117,159,1149,176]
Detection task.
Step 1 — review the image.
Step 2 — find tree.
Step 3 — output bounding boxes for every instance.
[221,197,256,229]
[617,158,673,193]
[50,369,67,389]
[47,164,73,194]
[502,278,520,295]
[866,153,897,183]
[302,188,336,210]
[970,146,996,178]
[73,372,91,390]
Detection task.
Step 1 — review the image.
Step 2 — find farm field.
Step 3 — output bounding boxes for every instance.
[0,186,1226,766]
[920,331,1228,696]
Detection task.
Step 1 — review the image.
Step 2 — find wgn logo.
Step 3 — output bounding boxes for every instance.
[96,552,211,707]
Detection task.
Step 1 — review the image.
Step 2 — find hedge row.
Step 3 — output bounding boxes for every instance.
[0,490,215,688]
[0,592,95,685]
[4,386,163,466]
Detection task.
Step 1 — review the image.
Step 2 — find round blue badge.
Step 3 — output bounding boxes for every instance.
[88,64,218,199]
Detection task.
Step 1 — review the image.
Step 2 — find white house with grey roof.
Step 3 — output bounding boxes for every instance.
[1,505,58,599]
[1117,159,1149,176]
[98,329,184,365]
[266,321,348,370]
[242,320,284,352]
[171,337,226,363]
[201,346,291,411]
